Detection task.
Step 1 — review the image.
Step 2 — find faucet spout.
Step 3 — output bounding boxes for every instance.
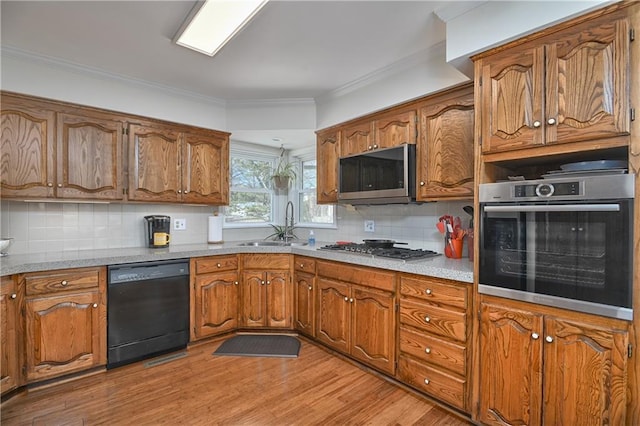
[284,201,295,242]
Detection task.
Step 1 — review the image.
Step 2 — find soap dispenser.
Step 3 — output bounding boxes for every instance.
[308,230,316,246]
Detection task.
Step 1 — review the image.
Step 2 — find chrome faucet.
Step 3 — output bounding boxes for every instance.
[284,201,295,242]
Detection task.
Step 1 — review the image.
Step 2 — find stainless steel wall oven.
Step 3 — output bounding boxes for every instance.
[479,174,634,320]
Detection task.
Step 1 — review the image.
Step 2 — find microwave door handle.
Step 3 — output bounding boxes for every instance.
[483,204,621,213]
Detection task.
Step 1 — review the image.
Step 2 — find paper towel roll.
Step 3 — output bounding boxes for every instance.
[208,215,224,244]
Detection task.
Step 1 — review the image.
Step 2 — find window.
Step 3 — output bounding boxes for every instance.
[296,159,335,226]
[225,153,274,225]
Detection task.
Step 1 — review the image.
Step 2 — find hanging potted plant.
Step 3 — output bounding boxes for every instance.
[271,147,297,190]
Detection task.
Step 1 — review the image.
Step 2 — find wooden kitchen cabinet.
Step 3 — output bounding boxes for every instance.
[477,11,630,158]
[293,256,316,337]
[1,93,56,198]
[316,128,340,204]
[1,275,23,395]
[190,255,239,340]
[340,109,417,157]
[479,298,628,426]
[22,267,107,383]
[316,261,396,374]
[417,83,474,201]
[128,123,230,204]
[397,274,471,412]
[239,254,291,328]
[341,120,374,157]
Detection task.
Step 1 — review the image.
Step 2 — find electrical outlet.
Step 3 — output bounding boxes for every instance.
[364,220,375,233]
[174,218,186,230]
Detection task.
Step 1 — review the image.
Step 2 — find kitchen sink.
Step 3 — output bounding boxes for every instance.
[237,241,308,247]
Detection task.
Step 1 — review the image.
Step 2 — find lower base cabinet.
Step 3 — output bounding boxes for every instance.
[293,256,316,337]
[1,275,22,394]
[22,267,106,383]
[478,297,629,426]
[316,261,396,375]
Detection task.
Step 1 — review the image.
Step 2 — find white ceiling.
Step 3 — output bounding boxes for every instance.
[0,0,450,148]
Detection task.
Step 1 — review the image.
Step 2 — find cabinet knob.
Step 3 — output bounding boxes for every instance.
[424,379,430,385]
[308,286,312,291]
[93,303,98,308]
[177,190,182,194]
[266,281,271,285]
[57,183,63,188]
[424,289,432,295]
[349,298,354,303]
[300,264,304,268]
[217,263,222,268]
[425,347,431,354]
[533,120,541,128]
[234,281,239,285]
[344,297,349,302]
[424,316,430,323]
[10,293,17,299]
[532,333,539,340]
[373,144,378,149]
[184,190,189,194]
[368,145,373,150]
[47,182,53,187]
[545,336,554,343]
[420,181,425,186]
[61,280,68,286]
[547,118,556,125]
[261,281,266,285]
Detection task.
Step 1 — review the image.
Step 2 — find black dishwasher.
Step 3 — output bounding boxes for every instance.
[107,259,190,369]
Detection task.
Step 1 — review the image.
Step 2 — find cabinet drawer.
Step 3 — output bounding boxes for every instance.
[317,261,394,292]
[400,275,468,309]
[25,268,100,296]
[398,356,466,411]
[399,327,466,376]
[242,254,289,270]
[294,256,316,273]
[194,255,238,274]
[400,298,466,342]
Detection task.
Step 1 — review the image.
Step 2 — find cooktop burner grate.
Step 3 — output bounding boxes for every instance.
[319,244,439,260]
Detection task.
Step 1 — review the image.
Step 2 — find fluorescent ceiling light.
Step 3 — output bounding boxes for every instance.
[176,0,268,57]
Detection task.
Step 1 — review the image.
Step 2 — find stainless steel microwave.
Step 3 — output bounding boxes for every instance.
[338,144,416,205]
[478,173,634,320]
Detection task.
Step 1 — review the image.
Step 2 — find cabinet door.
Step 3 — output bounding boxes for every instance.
[479,302,543,426]
[57,112,123,200]
[479,45,545,153]
[25,291,103,382]
[240,272,265,327]
[341,121,373,156]
[266,271,291,328]
[182,130,229,205]
[127,123,181,202]
[316,278,350,353]
[316,129,340,204]
[0,95,55,198]
[374,109,417,149]
[193,271,238,339]
[418,87,474,200]
[545,17,629,145]
[294,271,315,336]
[1,276,21,394]
[351,286,395,374]
[542,317,628,425]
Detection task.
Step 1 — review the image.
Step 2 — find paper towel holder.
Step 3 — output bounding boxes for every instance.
[208,213,224,244]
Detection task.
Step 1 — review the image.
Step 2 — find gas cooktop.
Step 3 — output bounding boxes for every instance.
[319,244,440,261]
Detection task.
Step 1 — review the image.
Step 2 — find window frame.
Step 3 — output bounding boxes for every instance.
[291,154,337,229]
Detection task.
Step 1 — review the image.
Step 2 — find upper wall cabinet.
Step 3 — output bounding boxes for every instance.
[1,95,56,198]
[477,12,630,157]
[340,109,417,157]
[418,83,474,201]
[128,124,229,205]
[316,128,341,204]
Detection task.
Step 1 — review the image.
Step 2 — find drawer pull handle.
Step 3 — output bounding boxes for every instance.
[217,263,222,268]
[10,293,17,299]
[532,333,539,340]
[424,379,430,385]
[425,289,432,295]
[424,316,430,323]
[92,303,98,308]
[425,347,431,354]
[61,280,68,286]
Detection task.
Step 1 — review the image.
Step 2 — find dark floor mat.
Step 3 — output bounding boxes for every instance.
[213,334,300,358]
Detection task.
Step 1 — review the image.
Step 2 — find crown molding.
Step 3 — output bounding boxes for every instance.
[226,98,315,107]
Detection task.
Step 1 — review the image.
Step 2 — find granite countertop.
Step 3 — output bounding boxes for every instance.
[0,241,474,283]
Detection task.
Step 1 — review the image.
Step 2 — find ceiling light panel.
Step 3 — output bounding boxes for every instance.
[176,0,268,57]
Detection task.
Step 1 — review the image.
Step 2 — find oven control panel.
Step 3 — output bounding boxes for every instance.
[514,181,580,198]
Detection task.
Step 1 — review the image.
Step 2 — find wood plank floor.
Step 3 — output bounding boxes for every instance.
[1,337,472,425]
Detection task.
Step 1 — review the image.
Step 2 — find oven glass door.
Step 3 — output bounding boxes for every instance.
[479,200,633,310]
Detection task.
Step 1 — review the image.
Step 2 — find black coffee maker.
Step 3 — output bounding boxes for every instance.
[144,215,171,248]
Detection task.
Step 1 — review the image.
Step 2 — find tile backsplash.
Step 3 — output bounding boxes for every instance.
[0,200,473,256]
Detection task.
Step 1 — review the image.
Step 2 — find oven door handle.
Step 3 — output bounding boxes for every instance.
[483,204,621,213]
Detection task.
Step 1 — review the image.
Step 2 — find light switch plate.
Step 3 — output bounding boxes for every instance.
[364,220,375,233]
[174,218,186,230]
